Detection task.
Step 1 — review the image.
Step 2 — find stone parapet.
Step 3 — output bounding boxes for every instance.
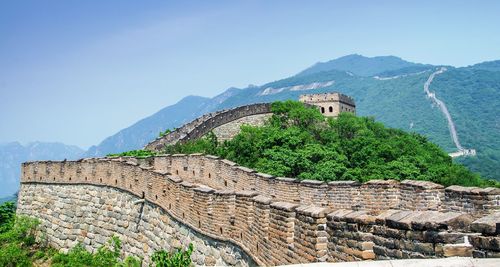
[144,103,273,151]
[18,156,500,265]
[444,186,500,216]
[149,154,498,215]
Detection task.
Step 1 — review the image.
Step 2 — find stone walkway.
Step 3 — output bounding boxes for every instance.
[281,257,500,267]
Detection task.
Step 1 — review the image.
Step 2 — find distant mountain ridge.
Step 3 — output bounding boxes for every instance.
[0,142,83,197]
[468,60,500,72]
[85,87,242,157]
[297,54,431,77]
[83,54,500,181]
[3,54,499,198]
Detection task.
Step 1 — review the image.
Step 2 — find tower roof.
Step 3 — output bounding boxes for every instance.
[299,92,355,107]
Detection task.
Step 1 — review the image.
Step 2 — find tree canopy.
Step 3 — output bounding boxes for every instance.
[162,100,497,187]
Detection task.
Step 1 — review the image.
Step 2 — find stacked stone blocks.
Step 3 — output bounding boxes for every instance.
[145,103,273,151]
[18,154,500,266]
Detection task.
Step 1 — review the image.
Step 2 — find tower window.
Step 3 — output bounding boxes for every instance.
[329,106,333,112]
[321,107,325,113]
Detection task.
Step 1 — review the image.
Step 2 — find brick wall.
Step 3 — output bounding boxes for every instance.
[145,103,273,151]
[18,155,500,265]
[148,154,498,216]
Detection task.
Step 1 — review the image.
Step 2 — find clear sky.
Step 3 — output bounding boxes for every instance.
[1,0,499,149]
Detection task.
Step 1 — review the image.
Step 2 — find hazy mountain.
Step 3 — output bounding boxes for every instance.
[0,142,84,197]
[85,87,242,157]
[74,55,500,181]
[4,55,497,198]
[0,195,16,204]
[297,54,430,77]
[468,60,500,72]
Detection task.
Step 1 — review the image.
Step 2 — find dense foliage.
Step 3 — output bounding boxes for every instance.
[158,129,172,138]
[51,236,141,267]
[431,69,500,181]
[151,243,193,267]
[0,201,42,267]
[0,202,15,232]
[107,150,158,158]
[84,56,500,182]
[164,101,498,188]
[215,67,500,182]
[0,202,193,266]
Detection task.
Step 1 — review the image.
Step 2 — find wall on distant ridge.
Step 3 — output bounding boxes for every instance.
[145,103,272,151]
[211,113,272,142]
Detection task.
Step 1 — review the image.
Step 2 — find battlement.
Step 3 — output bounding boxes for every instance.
[299,92,356,107]
[17,155,500,265]
[145,103,273,151]
[145,94,358,152]
[299,93,356,117]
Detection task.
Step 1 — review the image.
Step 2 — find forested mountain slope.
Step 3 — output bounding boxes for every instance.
[85,87,243,157]
[430,68,500,179]
[86,55,500,180]
[298,54,431,77]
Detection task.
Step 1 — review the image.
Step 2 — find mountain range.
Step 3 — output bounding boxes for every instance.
[1,54,499,197]
[0,142,84,197]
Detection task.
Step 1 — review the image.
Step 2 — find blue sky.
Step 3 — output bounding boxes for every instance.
[1,0,499,148]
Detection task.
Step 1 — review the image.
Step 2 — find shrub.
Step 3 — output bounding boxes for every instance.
[0,202,16,233]
[151,243,193,267]
[159,129,172,138]
[52,236,141,267]
[162,100,498,188]
[0,242,31,267]
[0,206,40,267]
[107,150,157,158]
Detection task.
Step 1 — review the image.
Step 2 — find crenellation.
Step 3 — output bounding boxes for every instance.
[152,155,171,174]
[192,187,213,232]
[444,186,500,216]
[300,180,329,207]
[256,172,275,198]
[232,166,256,191]
[327,181,361,210]
[299,92,356,117]
[269,201,299,265]
[400,180,444,211]
[360,180,400,210]
[145,103,273,151]
[18,183,252,266]
[17,155,500,265]
[274,177,300,203]
[219,162,237,189]
[234,191,258,245]
[294,205,330,262]
[212,190,236,240]
[187,154,205,184]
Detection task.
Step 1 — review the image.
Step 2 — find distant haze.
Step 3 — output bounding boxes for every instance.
[1,0,499,148]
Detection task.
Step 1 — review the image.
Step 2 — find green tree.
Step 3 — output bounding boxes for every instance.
[161,100,498,188]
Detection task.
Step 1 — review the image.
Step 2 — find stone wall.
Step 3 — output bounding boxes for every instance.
[299,93,356,117]
[299,93,356,106]
[152,154,499,216]
[211,114,272,142]
[18,155,500,266]
[17,184,251,266]
[144,97,356,151]
[145,103,272,151]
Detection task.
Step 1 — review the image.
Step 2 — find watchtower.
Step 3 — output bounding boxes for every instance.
[299,92,356,117]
